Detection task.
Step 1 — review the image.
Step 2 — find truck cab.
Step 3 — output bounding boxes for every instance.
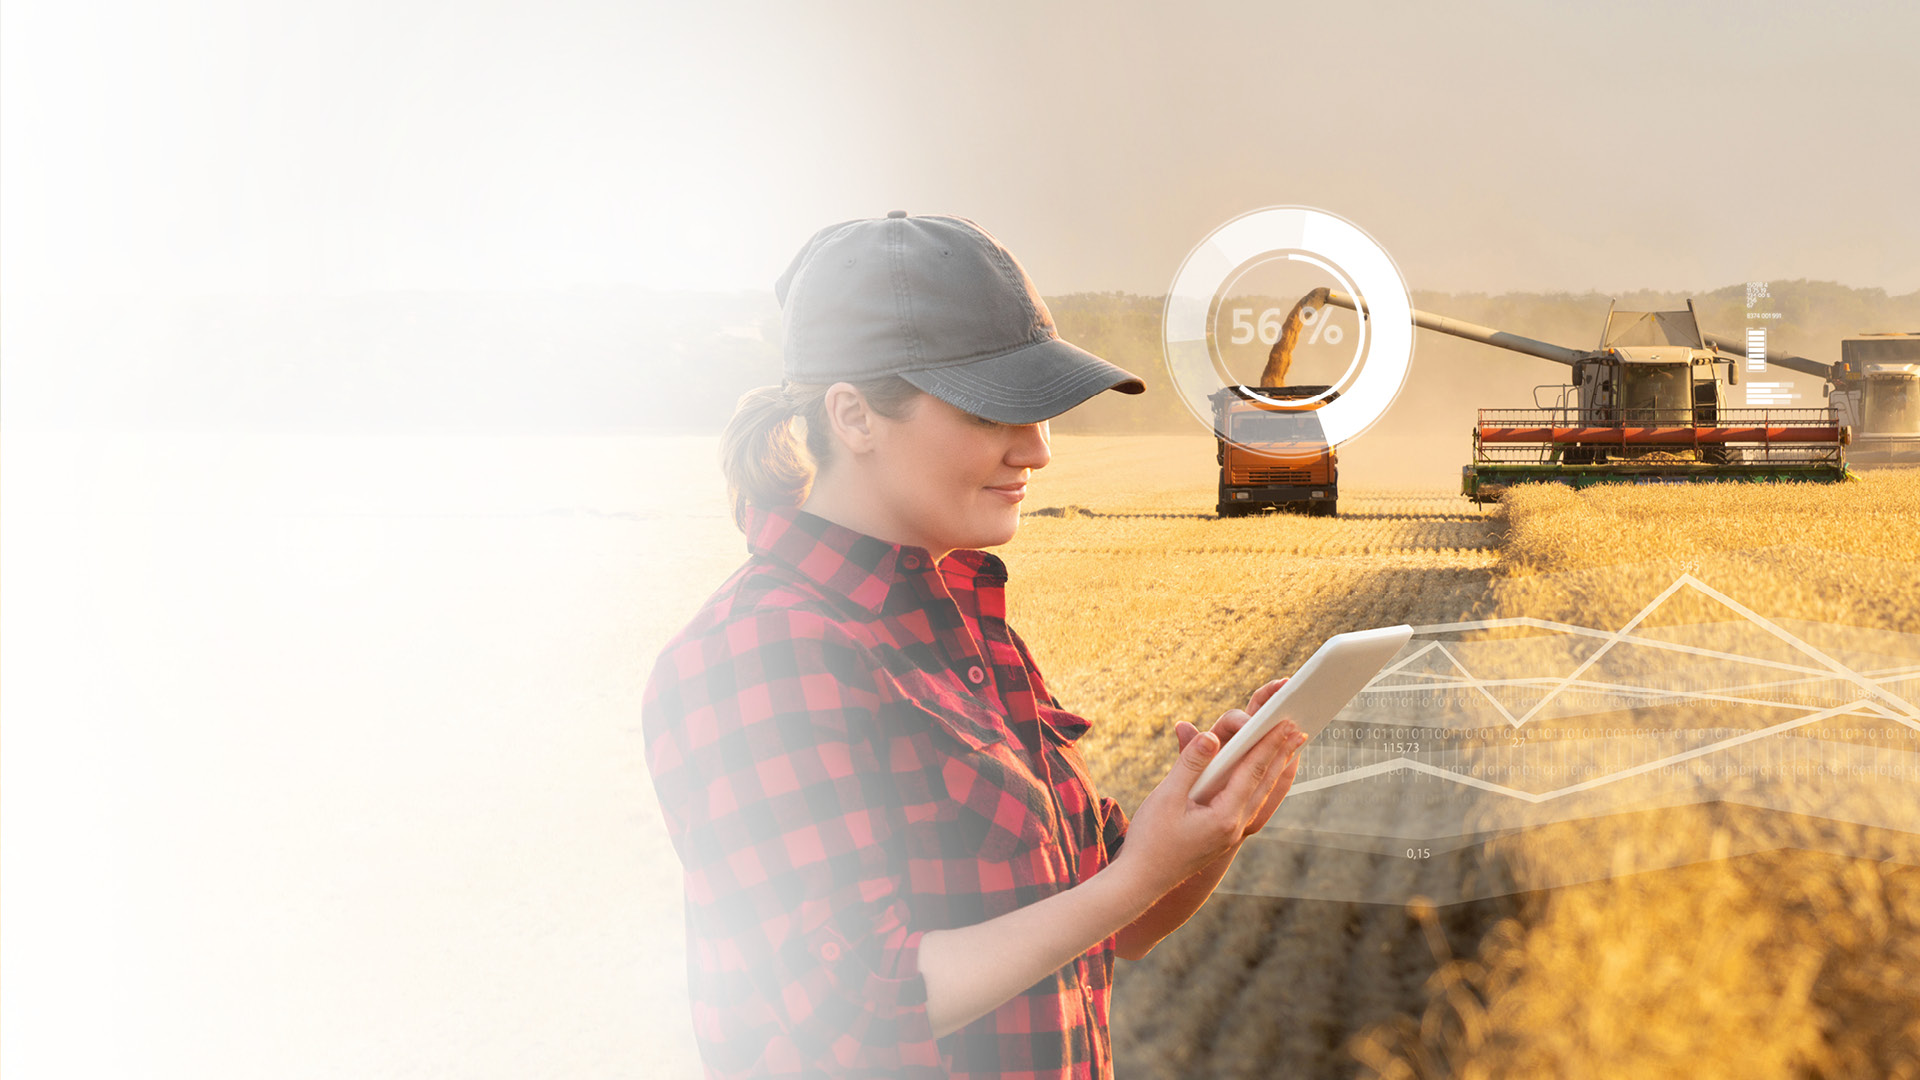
[1210,385,1339,517]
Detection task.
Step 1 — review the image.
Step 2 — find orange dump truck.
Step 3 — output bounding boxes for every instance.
[1211,384,1340,517]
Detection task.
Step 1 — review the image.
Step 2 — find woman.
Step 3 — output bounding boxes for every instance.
[642,212,1307,1079]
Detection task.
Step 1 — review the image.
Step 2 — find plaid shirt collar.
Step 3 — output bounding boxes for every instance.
[743,503,1007,616]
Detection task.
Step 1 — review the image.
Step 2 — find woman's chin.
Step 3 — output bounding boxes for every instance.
[954,509,1022,550]
[984,509,1023,547]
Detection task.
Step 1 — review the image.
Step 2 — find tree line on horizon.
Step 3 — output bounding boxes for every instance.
[6,281,1914,433]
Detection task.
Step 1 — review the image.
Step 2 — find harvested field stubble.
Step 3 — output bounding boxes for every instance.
[1001,438,1516,1078]
[1002,502,1501,822]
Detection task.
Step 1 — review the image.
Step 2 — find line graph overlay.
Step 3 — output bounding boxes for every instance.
[1385,574,1920,727]
[1291,701,1891,801]
[1257,569,1920,842]
[1223,557,1920,904]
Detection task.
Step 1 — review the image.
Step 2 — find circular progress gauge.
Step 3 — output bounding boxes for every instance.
[1162,206,1414,447]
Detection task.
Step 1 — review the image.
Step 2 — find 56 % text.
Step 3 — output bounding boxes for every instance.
[1228,305,1344,346]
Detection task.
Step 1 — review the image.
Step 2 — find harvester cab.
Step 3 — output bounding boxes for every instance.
[1697,328,1920,465]
[1592,303,1720,416]
[1829,334,1920,464]
[1564,301,1736,465]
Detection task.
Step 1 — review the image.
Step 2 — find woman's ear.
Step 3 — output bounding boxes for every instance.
[820,382,878,456]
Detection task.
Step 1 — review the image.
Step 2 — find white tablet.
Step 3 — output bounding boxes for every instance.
[1190,624,1414,802]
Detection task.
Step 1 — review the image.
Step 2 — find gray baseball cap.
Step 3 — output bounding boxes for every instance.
[772,211,1146,424]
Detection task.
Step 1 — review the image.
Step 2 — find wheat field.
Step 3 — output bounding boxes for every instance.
[998,436,1920,1079]
[1348,480,1920,1080]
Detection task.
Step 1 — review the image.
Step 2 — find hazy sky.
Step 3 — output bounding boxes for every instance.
[4,0,1917,299]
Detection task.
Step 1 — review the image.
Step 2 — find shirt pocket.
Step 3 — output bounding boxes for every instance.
[938,747,1055,865]
[898,694,1055,867]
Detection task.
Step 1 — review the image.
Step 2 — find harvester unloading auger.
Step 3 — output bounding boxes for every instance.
[1279,288,1854,502]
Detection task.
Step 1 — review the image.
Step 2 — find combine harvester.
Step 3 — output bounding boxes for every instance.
[1703,330,1920,466]
[1300,289,1855,503]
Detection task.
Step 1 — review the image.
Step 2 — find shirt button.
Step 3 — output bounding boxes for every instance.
[966,665,985,684]
[901,555,919,569]
[819,941,841,962]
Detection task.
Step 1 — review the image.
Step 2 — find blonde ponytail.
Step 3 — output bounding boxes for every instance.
[720,377,925,531]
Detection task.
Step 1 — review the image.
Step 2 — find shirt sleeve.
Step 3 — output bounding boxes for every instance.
[642,603,944,1078]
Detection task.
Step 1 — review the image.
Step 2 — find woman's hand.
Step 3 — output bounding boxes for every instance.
[1109,678,1308,901]
[1173,678,1302,840]
[920,679,1309,1032]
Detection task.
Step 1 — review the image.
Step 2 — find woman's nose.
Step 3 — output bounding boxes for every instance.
[1008,422,1051,469]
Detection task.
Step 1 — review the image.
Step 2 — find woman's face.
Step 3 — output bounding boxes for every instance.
[861,392,1052,558]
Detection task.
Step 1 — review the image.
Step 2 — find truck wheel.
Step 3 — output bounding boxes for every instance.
[1217,503,1243,518]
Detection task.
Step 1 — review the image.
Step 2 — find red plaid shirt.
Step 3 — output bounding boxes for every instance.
[643,504,1129,1079]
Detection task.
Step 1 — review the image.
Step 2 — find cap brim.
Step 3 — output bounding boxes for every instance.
[897,338,1146,424]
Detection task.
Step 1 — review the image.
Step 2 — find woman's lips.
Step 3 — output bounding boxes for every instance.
[985,483,1027,503]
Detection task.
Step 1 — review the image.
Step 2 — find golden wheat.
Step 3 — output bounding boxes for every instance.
[1350,469,1920,1080]
[1001,440,1920,1079]
[1500,472,1920,574]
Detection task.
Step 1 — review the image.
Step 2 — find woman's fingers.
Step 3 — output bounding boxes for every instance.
[1165,727,1222,796]
[1243,743,1303,837]
[1199,679,1291,796]
[1209,719,1303,818]
[1181,680,1309,839]
[1245,677,1287,714]
[1203,676,1291,754]
[1209,709,1250,743]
